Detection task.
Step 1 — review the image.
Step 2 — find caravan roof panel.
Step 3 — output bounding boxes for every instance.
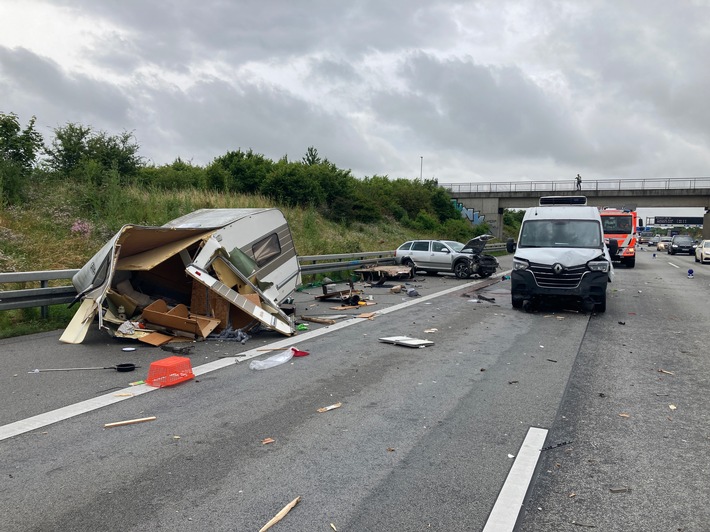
[163,208,273,229]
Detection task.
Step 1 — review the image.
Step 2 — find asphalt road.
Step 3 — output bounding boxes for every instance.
[1,249,709,532]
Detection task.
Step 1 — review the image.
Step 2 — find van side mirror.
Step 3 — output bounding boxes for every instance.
[506,238,517,253]
[607,239,619,254]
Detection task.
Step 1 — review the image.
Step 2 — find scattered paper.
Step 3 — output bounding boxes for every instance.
[317,402,343,413]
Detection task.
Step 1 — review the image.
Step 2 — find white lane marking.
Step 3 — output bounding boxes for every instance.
[483,426,548,532]
[668,262,679,268]
[0,271,511,442]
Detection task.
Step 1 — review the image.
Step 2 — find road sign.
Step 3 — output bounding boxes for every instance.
[653,216,703,225]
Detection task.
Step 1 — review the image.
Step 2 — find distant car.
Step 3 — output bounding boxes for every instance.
[648,235,660,247]
[394,236,498,278]
[657,236,672,251]
[668,235,694,255]
[695,240,710,263]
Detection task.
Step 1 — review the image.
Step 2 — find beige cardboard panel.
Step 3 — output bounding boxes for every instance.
[138,332,174,346]
[106,289,138,317]
[116,232,211,271]
[142,299,221,337]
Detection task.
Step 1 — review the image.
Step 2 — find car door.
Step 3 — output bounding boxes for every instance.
[430,240,454,271]
[409,241,432,268]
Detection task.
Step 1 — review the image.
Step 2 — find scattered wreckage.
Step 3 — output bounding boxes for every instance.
[60,208,301,345]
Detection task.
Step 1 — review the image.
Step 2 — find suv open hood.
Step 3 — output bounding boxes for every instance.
[461,234,493,255]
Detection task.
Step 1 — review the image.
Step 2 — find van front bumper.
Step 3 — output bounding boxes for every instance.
[510,269,608,304]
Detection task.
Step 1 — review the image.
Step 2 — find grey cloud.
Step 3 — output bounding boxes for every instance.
[370,53,586,163]
[132,75,372,171]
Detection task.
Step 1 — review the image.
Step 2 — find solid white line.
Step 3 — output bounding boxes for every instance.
[482,426,548,532]
[668,262,679,268]
[0,271,511,442]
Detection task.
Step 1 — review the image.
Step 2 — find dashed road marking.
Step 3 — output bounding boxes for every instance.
[482,426,549,532]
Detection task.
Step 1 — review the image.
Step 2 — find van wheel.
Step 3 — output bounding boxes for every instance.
[511,294,524,309]
[454,262,470,279]
[595,293,607,313]
[624,257,635,268]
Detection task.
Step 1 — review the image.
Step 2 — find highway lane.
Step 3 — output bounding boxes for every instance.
[2,251,708,531]
[517,247,710,532]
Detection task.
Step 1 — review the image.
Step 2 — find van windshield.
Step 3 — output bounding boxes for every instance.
[519,220,602,248]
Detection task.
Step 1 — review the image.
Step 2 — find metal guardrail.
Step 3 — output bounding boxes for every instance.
[0,245,508,315]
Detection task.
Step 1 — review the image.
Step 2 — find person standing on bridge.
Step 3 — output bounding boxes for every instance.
[575,173,582,191]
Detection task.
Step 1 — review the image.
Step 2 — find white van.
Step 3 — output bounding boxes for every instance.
[507,196,614,312]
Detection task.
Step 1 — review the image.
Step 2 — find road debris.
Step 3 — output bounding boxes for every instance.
[300,315,337,325]
[249,349,294,370]
[259,496,301,532]
[541,441,573,451]
[317,402,343,413]
[618,413,631,418]
[104,416,157,428]
[379,336,434,348]
[658,369,674,375]
[262,437,276,445]
[609,486,631,493]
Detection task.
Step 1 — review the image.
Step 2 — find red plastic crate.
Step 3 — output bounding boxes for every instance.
[146,356,194,388]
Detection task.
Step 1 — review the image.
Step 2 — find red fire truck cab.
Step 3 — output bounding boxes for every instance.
[600,208,638,268]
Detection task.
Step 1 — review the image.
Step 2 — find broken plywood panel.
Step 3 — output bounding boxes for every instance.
[142,299,221,338]
[379,336,434,348]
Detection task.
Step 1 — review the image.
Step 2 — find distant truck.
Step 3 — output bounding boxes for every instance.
[600,207,638,268]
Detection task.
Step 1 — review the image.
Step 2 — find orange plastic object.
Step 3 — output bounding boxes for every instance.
[146,356,195,388]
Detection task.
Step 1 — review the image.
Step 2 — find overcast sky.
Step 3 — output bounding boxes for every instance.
[1,0,709,202]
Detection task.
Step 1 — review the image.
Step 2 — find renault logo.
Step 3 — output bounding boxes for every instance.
[552,263,564,275]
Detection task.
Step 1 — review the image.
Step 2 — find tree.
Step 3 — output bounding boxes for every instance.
[0,113,44,172]
[45,123,142,179]
[0,113,44,204]
[44,123,92,176]
[302,146,322,166]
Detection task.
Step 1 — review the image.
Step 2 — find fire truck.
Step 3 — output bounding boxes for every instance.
[600,207,638,268]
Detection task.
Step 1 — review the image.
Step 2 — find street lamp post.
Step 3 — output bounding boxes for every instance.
[420,156,423,180]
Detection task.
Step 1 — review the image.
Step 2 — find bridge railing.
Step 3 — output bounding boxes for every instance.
[441,177,710,194]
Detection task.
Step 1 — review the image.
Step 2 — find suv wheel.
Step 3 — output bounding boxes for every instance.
[453,261,470,279]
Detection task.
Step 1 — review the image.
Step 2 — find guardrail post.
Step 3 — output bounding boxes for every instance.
[40,280,48,319]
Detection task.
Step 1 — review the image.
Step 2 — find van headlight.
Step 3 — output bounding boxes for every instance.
[587,260,609,273]
[512,258,529,271]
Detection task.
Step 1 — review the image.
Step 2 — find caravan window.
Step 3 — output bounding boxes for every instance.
[252,233,281,267]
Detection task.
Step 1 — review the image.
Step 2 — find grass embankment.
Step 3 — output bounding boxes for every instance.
[0,183,435,338]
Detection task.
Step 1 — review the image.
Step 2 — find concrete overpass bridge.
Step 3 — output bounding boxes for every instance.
[441,177,710,239]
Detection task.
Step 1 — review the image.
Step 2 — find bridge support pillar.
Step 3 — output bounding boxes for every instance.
[456,197,504,239]
[704,211,710,240]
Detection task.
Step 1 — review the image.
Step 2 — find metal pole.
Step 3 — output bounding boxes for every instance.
[420,156,423,180]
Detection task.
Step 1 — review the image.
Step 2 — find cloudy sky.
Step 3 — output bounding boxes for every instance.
[1,0,709,198]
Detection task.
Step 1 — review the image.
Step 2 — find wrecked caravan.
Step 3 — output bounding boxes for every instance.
[60,208,301,344]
